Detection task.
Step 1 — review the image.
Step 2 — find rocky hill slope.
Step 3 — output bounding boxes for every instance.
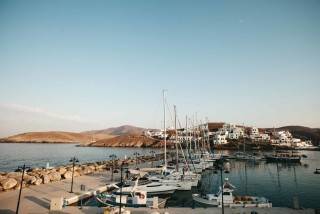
[81,125,159,136]
[0,132,113,144]
[87,135,173,148]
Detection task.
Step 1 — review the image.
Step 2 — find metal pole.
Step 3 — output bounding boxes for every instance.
[70,159,75,193]
[135,153,137,169]
[119,164,123,214]
[220,163,224,214]
[111,158,114,181]
[16,164,26,214]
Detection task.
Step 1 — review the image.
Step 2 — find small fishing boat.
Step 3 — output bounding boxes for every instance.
[192,178,272,208]
[265,152,302,163]
[95,190,169,208]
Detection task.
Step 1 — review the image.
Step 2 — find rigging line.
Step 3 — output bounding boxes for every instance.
[164,98,174,128]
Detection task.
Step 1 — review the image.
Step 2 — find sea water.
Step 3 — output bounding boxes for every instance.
[0,143,319,208]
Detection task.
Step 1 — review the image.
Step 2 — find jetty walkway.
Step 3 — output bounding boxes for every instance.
[0,160,316,214]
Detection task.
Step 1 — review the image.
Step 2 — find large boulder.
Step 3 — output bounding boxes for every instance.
[81,166,92,175]
[6,172,22,178]
[26,176,37,184]
[34,178,42,186]
[0,175,7,182]
[63,171,72,179]
[57,167,67,175]
[1,178,17,190]
[88,165,95,172]
[49,172,61,182]
[36,170,48,177]
[41,175,50,184]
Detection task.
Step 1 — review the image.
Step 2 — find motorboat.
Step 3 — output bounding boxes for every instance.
[192,178,272,208]
[120,177,178,195]
[148,176,192,190]
[127,168,192,191]
[265,152,302,163]
[95,190,168,208]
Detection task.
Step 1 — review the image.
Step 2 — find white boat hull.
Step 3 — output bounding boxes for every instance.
[192,194,272,208]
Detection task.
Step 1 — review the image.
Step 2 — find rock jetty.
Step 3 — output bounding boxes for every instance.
[0,154,164,192]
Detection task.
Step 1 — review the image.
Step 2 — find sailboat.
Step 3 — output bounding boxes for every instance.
[155,91,200,187]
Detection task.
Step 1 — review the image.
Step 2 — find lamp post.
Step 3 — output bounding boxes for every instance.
[109,154,117,181]
[214,157,229,214]
[150,149,155,168]
[16,164,30,214]
[219,164,225,214]
[69,157,79,193]
[133,152,140,169]
[119,163,128,214]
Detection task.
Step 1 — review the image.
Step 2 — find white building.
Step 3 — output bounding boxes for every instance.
[250,127,259,135]
[213,134,228,145]
[250,134,270,142]
[220,123,244,139]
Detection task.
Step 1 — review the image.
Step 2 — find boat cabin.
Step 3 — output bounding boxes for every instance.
[206,178,236,204]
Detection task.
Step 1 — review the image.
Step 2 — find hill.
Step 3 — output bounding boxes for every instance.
[81,125,159,136]
[270,126,320,142]
[88,135,172,148]
[0,131,95,144]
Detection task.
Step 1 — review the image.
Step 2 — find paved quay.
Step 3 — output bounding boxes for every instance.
[0,159,316,214]
[0,160,158,214]
[59,206,316,214]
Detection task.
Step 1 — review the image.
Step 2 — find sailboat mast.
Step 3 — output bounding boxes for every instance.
[163,90,167,167]
[174,105,179,171]
[186,115,189,164]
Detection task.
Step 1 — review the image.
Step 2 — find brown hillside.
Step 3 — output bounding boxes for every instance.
[208,122,224,132]
[0,132,94,144]
[90,135,172,148]
[81,125,159,136]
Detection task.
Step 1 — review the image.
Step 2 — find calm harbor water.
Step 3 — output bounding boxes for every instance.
[168,150,320,209]
[0,143,160,172]
[0,143,319,208]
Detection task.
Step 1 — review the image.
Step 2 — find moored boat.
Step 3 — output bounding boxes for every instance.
[192,178,272,208]
[95,190,168,208]
[265,152,302,163]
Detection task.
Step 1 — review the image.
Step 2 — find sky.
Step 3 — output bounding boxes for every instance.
[0,0,319,137]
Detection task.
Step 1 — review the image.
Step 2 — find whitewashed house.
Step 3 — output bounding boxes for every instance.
[213,134,228,145]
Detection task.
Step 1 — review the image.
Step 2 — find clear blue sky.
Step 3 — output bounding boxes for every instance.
[0,0,319,137]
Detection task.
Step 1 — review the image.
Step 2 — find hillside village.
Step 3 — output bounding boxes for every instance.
[144,122,317,149]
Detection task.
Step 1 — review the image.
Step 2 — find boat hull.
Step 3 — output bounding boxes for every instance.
[192,194,272,208]
[265,156,301,163]
[95,196,168,208]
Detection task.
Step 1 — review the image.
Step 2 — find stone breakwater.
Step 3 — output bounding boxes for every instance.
[0,154,164,192]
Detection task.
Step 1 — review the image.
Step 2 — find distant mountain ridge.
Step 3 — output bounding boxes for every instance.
[81,125,159,136]
[1,124,318,145]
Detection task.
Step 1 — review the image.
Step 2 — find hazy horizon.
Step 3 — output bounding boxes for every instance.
[1,0,319,137]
